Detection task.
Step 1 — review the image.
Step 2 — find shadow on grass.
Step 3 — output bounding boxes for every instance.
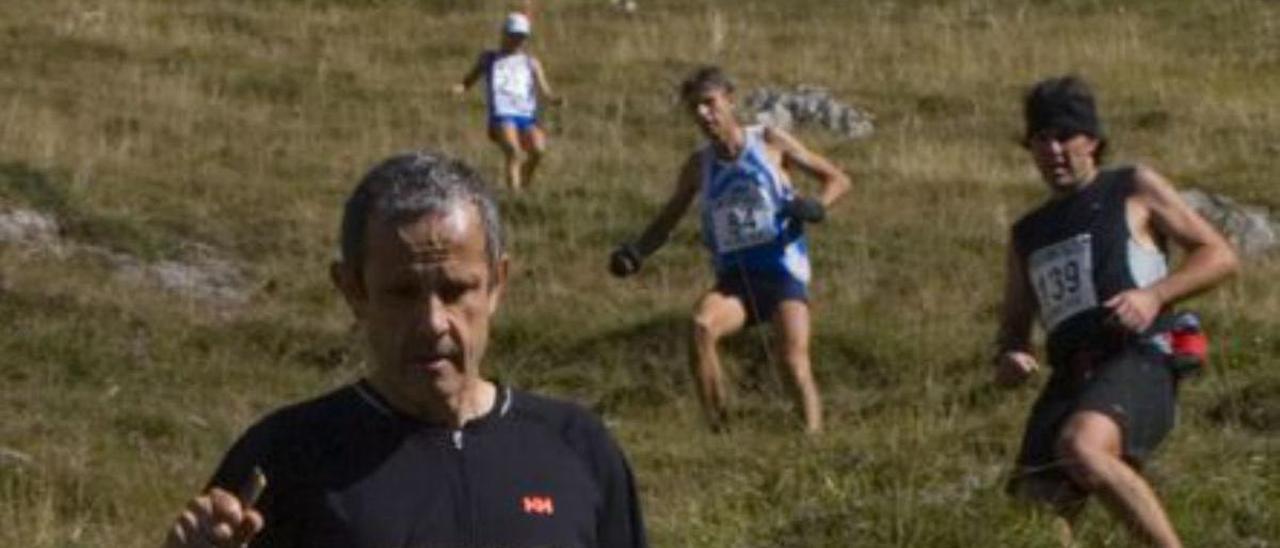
[0,161,72,213]
[488,310,798,413]
[489,311,688,414]
[0,161,183,260]
[494,309,917,418]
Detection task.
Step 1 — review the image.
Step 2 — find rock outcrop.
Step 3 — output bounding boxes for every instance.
[745,86,875,141]
[0,207,250,305]
[1181,189,1278,257]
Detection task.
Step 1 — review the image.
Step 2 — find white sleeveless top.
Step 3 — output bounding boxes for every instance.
[484,51,537,118]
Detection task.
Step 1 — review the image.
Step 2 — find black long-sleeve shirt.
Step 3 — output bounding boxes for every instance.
[208,381,647,548]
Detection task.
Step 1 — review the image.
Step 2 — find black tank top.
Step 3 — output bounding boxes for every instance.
[1012,166,1167,366]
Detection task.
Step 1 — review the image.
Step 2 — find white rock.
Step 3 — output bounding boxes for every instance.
[1181,189,1278,257]
[0,208,60,244]
[744,86,875,140]
[0,207,250,305]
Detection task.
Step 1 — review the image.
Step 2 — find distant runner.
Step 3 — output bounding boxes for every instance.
[609,66,851,434]
[995,75,1239,547]
[453,11,561,191]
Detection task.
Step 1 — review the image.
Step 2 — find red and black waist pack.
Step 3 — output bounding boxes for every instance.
[1148,311,1210,378]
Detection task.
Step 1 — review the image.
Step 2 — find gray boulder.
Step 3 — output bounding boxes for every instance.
[744,86,874,141]
[1181,189,1278,257]
[0,208,60,245]
[0,207,250,305]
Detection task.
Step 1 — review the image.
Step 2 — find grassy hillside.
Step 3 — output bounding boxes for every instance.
[1,0,1277,545]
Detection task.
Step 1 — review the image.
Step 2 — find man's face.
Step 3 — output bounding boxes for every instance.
[335,203,507,412]
[500,32,528,51]
[684,86,736,143]
[1027,129,1099,192]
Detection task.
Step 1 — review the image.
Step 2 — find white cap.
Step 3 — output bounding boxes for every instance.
[503,12,531,36]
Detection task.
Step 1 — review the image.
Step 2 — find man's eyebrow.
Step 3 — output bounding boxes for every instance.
[411,248,451,260]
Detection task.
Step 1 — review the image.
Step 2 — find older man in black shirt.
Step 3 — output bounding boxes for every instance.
[164,152,647,548]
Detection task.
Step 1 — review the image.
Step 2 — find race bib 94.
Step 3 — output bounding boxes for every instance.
[711,183,778,253]
[1028,234,1098,331]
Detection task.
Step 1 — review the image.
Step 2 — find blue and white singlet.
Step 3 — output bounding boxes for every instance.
[482,50,537,119]
[699,125,811,283]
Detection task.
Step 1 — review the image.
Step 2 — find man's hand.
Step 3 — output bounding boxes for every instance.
[1104,287,1162,333]
[782,196,826,224]
[164,488,264,548]
[608,244,642,278]
[450,83,467,96]
[994,351,1040,387]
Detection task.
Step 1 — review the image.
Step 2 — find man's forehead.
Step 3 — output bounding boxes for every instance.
[689,87,727,101]
[369,205,486,261]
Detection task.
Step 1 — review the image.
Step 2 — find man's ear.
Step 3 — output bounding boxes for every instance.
[331,261,367,321]
[487,254,510,314]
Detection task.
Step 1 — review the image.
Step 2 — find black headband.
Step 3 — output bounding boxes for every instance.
[1024,77,1103,139]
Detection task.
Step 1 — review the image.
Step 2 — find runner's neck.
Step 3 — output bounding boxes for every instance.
[365,375,497,428]
[1050,165,1101,199]
[712,125,747,161]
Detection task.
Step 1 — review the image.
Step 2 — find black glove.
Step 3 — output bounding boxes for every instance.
[609,244,643,277]
[783,196,826,224]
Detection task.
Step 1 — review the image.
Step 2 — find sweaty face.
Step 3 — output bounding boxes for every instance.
[1027,130,1099,192]
[337,204,506,417]
[685,87,736,143]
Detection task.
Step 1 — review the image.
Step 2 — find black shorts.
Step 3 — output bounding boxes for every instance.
[1009,345,1177,499]
[714,270,808,327]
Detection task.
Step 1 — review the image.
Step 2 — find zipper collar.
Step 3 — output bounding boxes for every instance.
[352,380,514,432]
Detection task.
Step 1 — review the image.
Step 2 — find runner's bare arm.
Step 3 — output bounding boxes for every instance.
[997,237,1037,354]
[1105,166,1239,330]
[530,58,561,104]
[1133,165,1240,303]
[453,55,486,94]
[765,126,851,207]
[995,236,1041,385]
[632,155,700,257]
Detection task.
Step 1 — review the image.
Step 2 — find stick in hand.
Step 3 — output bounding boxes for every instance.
[238,466,268,508]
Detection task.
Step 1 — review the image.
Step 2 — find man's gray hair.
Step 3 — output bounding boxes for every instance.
[340,151,505,276]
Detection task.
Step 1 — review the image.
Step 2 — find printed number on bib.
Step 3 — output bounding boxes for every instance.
[1028,234,1098,331]
[711,183,778,253]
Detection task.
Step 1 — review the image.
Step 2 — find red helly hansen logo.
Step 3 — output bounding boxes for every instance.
[521,495,555,516]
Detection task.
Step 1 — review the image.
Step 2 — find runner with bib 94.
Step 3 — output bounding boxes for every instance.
[608,66,851,435]
[994,75,1239,548]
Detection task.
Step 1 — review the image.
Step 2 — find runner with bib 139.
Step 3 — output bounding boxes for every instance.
[995,75,1239,548]
[609,66,851,435]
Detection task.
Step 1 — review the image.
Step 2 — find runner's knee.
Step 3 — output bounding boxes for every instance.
[1056,434,1112,491]
[490,132,521,155]
[691,314,721,347]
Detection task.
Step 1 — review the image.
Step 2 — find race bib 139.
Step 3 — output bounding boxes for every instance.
[1028,233,1098,331]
